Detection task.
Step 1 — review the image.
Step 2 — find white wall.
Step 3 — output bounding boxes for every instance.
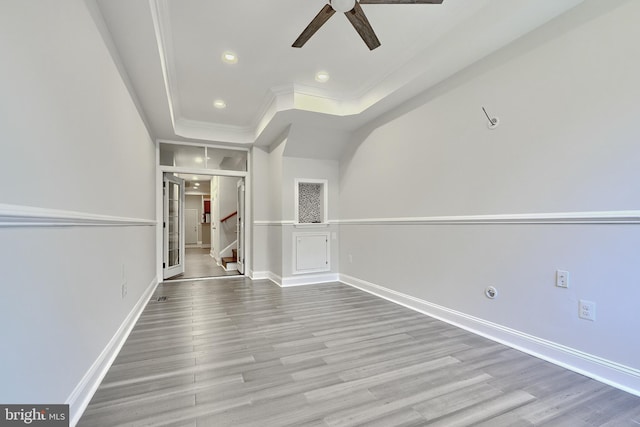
[250,140,285,278]
[250,147,267,273]
[0,0,157,422]
[339,0,640,393]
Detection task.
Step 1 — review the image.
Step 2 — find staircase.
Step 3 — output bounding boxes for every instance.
[221,249,237,271]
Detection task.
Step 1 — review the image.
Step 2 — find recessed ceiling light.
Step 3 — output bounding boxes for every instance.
[213,99,227,109]
[195,157,203,164]
[221,51,237,64]
[194,182,200,186]
[315,71,330,83]
[192,176,198,181]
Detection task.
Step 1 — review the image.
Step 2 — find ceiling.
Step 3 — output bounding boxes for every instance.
[177,174,211,195]
[94,0,584,151]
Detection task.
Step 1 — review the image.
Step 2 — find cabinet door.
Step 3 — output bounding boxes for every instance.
[295,233,329,273]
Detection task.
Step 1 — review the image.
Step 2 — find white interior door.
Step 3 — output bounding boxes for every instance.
[236,179,245,274]
[210,176,218,261]
[185,209,198,245]
[163,173,185,279]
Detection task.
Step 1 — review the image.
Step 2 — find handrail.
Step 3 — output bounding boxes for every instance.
[221,211,237,223]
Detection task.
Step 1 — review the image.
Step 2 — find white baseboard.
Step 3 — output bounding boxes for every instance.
[281,273,339,287]
[67,277,159,426]
[250,270,282,286]
[339,273,640,398]
[250,271,338,287]
[248,269,262,280]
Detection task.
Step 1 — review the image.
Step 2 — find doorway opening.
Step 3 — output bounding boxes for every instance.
[163,172,245,281]
[157,141,249,282]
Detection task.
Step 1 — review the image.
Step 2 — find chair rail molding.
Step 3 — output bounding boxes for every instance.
[334,210,640,225]
[0,203,157,228]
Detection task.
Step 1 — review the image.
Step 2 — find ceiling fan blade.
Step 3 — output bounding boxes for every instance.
[292,4,336,48]
[344,2,381,50]
[359,0,443,4]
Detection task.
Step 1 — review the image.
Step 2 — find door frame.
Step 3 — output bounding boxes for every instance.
[155,140,251,282]
[236,178,245,274]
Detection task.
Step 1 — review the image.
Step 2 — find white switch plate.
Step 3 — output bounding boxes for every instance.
[579,300,596,321]
[556,270,569,288]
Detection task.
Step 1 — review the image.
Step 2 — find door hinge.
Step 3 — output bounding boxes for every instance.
[163,222,166,229]
[163,262,166,268]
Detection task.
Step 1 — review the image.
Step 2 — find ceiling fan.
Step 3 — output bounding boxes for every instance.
[292,0,444,51]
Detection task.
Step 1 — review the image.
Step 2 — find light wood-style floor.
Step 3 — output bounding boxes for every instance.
[79,278,640,426]
[167,248,239,281]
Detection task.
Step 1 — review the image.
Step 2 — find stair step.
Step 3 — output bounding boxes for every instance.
[221,256,236,268]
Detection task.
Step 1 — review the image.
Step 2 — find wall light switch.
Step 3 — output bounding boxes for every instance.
[556,270,569,288]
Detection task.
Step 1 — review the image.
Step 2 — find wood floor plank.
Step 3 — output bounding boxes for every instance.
[426,389,536,427]
[413,381,505,421]
[78,278,640,426]
[304,356,460,402]
[79,394,196,426]
[280,333,413,365]
[323,373,493,427]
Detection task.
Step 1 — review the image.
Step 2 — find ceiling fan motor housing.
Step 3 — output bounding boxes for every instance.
[331,0,357,13]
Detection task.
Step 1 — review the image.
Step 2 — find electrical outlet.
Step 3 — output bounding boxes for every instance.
[121,283,128,299]
[579,300,596,321]
[556,270,569,288]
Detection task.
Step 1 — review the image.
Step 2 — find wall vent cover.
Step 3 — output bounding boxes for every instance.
[157,296,168,302]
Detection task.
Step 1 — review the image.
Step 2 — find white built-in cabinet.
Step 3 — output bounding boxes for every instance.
[293,179,330,274]
[293,232,330,274]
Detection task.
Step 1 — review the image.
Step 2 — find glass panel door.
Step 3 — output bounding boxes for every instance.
[163,173,185,279]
